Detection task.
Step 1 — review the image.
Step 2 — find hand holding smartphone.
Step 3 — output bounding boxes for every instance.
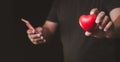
[21,18,46,44]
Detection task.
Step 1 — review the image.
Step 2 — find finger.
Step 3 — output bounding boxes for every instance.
[95,11,105,24]
[38,40,46,44]
[90,8,99,15]
[40,36,46,43]
[104,21,113,32]
[31,38,41,42]
[31,38,46,44]
[85,31,92,36]
[28,33,41,39]
[27,29,35,34]
[99,16,109,30]
[32,41,45,45]
[32,41,38,45]
[40,36,44,40]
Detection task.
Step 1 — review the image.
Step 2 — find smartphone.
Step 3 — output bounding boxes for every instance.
[21,18,35,30]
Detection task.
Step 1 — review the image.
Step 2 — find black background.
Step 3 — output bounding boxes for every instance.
[2,0,63,62]
[3,0,120,62]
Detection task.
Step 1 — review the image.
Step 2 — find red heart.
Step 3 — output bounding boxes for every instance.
[79,14,96,31]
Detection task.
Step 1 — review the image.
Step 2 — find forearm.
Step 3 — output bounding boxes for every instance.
[112,15,120,38]
[42,26,55,41]
[110,8,120,38]
[42,20,58,41]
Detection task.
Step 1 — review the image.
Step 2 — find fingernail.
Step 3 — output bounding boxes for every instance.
[85,31,92,36]
[90,11,94,15]
[40,36,43,39]
[95,19,99,23]
[99,26,102,30]
[104,29,107,32]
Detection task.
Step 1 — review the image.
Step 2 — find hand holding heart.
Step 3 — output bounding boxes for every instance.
[79,8,113,38]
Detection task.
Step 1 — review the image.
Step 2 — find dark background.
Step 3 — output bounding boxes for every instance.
[7,0,63,62]
[3,0,119,62]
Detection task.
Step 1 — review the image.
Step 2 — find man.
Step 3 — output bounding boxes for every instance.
[23,0,120,62]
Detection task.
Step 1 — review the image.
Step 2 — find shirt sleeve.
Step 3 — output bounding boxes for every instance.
[46,0,59,23]
[103,0,120,13]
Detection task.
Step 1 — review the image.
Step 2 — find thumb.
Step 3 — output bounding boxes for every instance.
[90,8,99,15]
[85,31,92,37]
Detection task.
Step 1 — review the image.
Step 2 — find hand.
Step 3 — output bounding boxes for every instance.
[85,8,114,38]
[27,27,46,45]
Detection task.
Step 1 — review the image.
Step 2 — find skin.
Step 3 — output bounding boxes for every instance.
[85,8,120,38]
[25,8,120,45]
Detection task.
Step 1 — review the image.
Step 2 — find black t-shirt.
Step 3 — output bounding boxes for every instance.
[47,0,120,62]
